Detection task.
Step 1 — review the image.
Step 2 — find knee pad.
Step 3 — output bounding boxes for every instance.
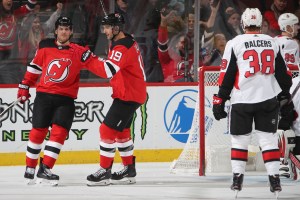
[231,134,251,149]
[278,129,296,160]
[29,128,48,144]
[116,128,131,143]
[257,131,280,162]
[100,123,117,143]
[231,134,251,161]
[49,124,68,144]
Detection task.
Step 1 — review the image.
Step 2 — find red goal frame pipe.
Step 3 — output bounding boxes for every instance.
[199,66,220,176]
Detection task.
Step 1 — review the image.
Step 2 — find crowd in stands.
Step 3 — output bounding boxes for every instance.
[0,0,300,84]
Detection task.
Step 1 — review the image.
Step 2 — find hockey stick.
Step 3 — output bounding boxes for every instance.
[289,79,300,103]
[289,151,300,170]
[289,151,300,180]
[99,0,107,16]
[0,97,21,118]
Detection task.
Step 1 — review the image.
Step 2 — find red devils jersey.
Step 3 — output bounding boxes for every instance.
[157,26,193,82]
[103,35,147,104]
[0,1,36,50]
[26,39,107,98]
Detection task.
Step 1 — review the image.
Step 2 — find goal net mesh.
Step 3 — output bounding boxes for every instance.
[170,66,298,175]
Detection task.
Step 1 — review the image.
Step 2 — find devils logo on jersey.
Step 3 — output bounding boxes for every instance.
[44,58,72,83]
[0,21,16,43]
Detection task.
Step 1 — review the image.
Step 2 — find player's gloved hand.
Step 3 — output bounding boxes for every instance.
[17,82,31,104]
[212,94,227,120]
[277,92,291,108]
[278,108,297,131]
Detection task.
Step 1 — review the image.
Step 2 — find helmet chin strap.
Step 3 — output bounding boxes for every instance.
[287,25,296,37]
[111,26,121,41]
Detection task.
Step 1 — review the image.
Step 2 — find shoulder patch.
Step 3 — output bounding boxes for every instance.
[39,39,56,49]
[111,35,134,50]
[81,50,91,62]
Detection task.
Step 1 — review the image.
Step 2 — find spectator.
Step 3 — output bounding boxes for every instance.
[157,10,193,82]
[261,17,279,37]
[263,0,288,35]
[115,0,134,34]
[0,0,37,84]
[143,0,164,82]
[201,0,222,66]
[209,33,227,66]
[217,7,243,41]
[0,0,37,60]
[18,2,63,66]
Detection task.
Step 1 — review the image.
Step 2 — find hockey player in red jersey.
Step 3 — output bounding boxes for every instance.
[212,8,293,198]
[18,16,110,186]
[86,13,147,186]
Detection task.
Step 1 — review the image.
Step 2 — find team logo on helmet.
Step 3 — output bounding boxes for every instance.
[278,13,299,32]
[241,8,262,29]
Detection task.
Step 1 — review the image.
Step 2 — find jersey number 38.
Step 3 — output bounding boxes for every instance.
[244,49,275,78]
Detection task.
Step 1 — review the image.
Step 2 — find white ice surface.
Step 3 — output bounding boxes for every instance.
[0,162,299,200]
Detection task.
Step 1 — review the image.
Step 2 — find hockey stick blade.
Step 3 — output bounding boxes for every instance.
[289,151,300,170]
[0,97,21,118]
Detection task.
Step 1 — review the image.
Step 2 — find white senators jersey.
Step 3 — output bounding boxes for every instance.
[218,33,292,104]
[274,35,300,71]
[291,77,300,136]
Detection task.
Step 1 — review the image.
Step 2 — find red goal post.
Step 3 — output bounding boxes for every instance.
[170,65,299,176]
[199,66,220,175]
[198,65,299,176]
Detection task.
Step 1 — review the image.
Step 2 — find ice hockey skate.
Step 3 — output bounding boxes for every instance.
[230,173,243,199]
[36,158,59,186]
[87,167,111,186]
[111,157,136,185]
[269,175,282,199]
[24,166,35,185]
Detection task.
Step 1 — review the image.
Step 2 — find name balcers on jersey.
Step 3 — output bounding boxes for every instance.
[218,33,292,104]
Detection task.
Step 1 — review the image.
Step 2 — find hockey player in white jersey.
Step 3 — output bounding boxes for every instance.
[278,75,300,181]
[275,13,299,71]
[275,13,300,179]
[212,8,293,198]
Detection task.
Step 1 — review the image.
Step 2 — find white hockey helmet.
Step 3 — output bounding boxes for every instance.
[278,13,299,32]
[241,8,262,30]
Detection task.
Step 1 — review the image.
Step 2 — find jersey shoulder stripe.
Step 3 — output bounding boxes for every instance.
[39,39,56,49]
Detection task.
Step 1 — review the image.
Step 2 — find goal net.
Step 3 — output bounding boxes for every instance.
[170,66,298,176]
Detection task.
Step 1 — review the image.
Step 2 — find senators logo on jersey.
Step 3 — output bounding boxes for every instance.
[44,58,72,83]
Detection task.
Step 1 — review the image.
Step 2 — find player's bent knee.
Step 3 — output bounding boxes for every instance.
[100,123,117,141]
[50,124,68,144]
[231,134,251,149]
[29,128,48,143]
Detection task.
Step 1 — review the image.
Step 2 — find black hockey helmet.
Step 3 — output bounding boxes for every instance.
[101,13,125,26]
[55,16,73,30]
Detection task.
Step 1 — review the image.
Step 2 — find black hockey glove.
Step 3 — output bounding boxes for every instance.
[278,104,297,131]
[212,94,227,120]
[277,92,291,108]
[277,92,295,131]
